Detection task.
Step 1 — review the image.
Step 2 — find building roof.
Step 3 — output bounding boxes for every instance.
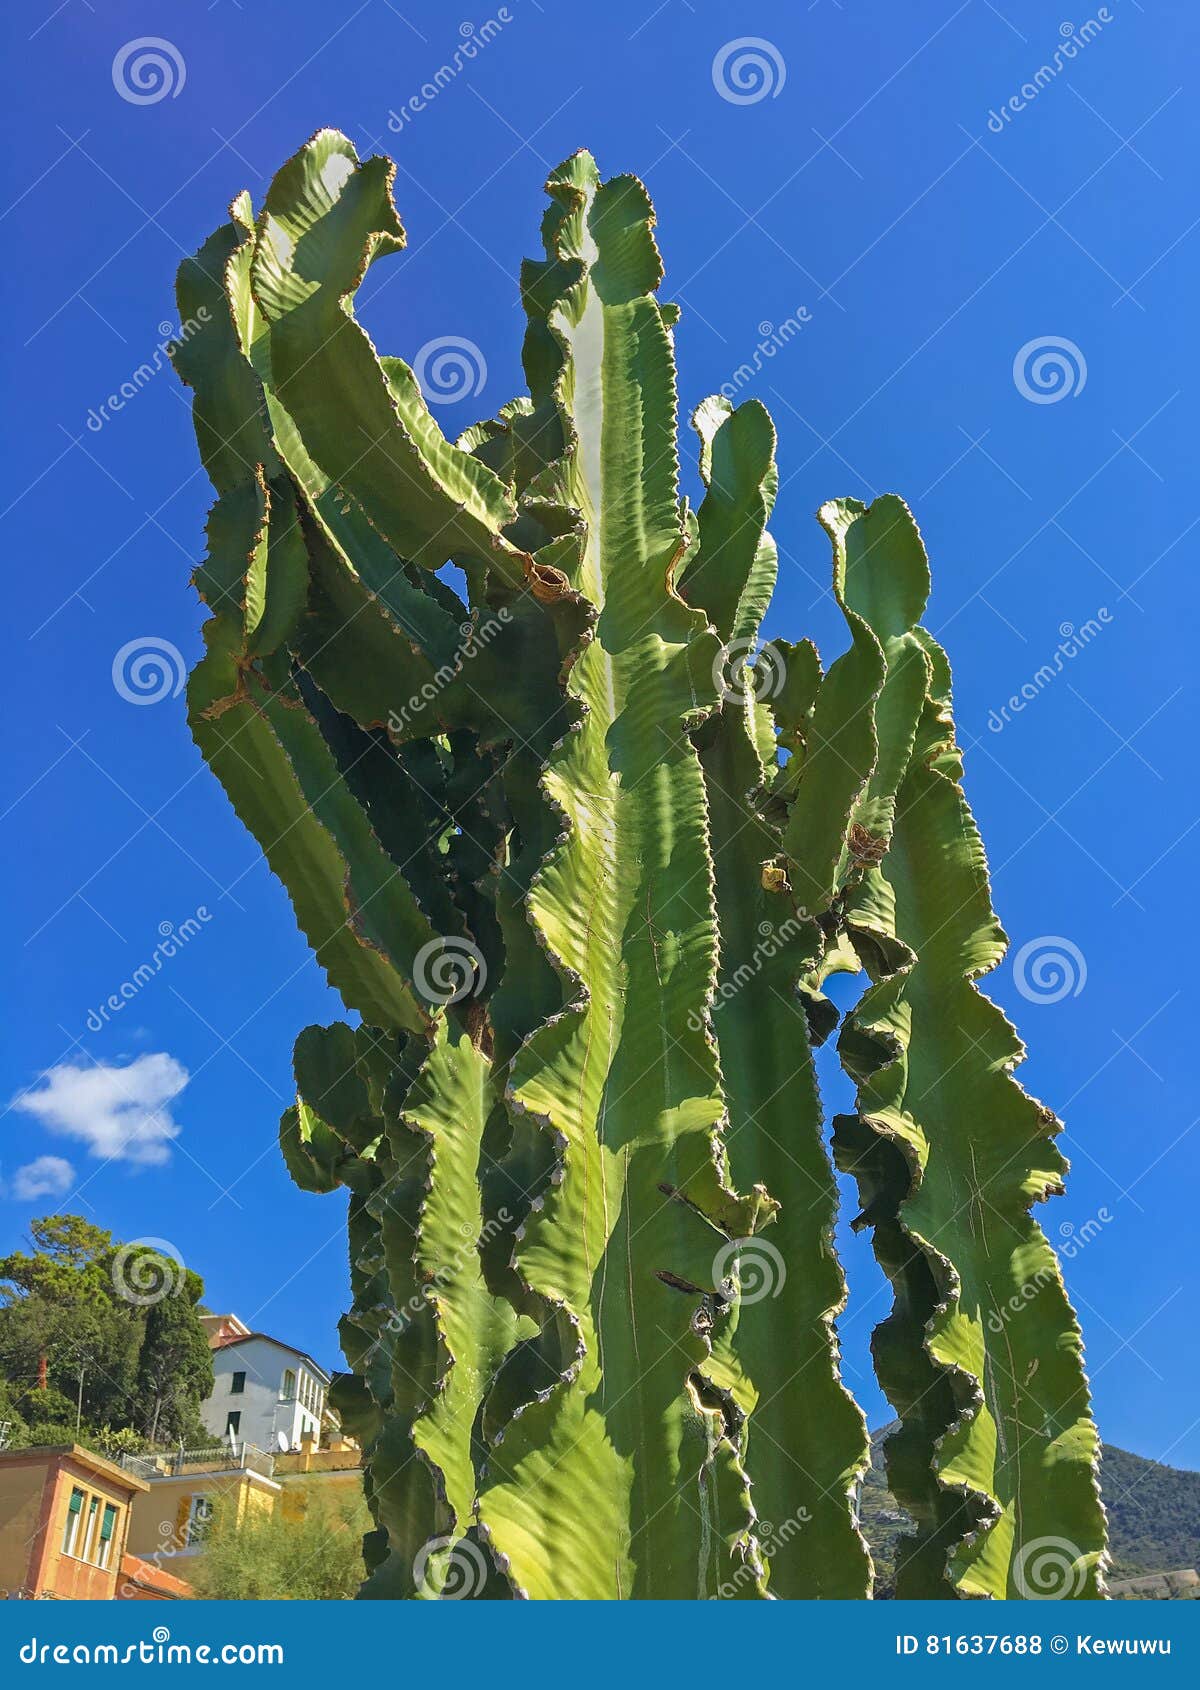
[209,1331,331,1382]
[119,1552,193,1599]
[0,1444,149,1493]
[199,1312,251,1347]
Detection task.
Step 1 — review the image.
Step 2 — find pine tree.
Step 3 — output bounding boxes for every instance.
[133,1269,213,1446]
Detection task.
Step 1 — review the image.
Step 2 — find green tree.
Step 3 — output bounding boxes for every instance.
[0,1217,215,1450]
[0,1215,117,1303]
[0,1229,140,1429]
[0,1378,29,1449]
[189,1495,371,1600]
[134,1269,214,1444]
[0,1215,119,1411]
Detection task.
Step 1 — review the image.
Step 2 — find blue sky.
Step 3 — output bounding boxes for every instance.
[2,0,1196,1468]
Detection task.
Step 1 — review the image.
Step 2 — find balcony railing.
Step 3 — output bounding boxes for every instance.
[119,1444,275,1480]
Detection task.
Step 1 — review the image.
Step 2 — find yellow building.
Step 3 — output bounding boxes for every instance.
[0,1445,147,1601]
[124,1447,279,1575]
[274,1441,364,1524]
[0,1430,363,1600]
[118,1438,364,1593]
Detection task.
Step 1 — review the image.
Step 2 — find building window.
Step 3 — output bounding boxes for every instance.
[61,1487,85,1556]
[225,1411,241,1437]
[186,1494,213,1546]
[81,1496,100,1563]
[230,1370,246,1394]
[281,1368,295,1401]
[96,1502,118,1569]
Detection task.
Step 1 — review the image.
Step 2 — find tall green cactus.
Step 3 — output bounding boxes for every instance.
[174,132,1105,1600]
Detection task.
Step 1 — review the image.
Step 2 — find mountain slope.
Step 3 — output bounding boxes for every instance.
[862,1426,1200,1595]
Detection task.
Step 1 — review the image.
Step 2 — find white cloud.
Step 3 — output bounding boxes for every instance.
[11,1155,76,1201]
[13,1053,188,1168]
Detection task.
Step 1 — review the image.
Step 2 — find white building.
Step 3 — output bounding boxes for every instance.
[197,1315,332,1454]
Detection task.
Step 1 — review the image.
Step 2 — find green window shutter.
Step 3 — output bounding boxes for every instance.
[100,1504,116,1541]
[67,1489,83,1514]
